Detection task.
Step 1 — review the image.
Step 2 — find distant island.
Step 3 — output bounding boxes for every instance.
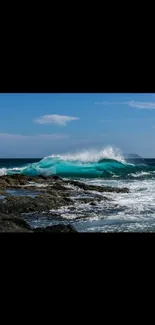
[124,153,142,159]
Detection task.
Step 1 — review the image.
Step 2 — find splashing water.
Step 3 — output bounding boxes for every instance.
[47,146,125,163]
[0,146,155,179]
[1,146,155,232]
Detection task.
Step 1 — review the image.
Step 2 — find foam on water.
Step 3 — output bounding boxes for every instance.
[47,146,125,163]
[25,176,155,232]
[1,147,155,232]
[0,146,152,179]
[0,168,7,176]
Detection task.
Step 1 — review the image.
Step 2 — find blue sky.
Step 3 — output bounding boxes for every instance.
[0,93,155,157]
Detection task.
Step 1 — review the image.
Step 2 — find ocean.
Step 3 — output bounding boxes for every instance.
[1,147,155,232]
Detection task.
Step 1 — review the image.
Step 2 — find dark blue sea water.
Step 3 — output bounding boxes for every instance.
[1,148,155,232]
[0,158,41,170]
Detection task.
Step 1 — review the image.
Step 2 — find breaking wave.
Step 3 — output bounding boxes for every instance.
[0,146,155,179]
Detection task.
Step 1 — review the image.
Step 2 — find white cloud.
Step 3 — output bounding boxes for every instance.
[128,101,155,109]
[95,100,155,110]
[35,114,80,126]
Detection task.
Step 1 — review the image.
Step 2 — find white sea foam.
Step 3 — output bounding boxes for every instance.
[9,167,26,171]
[129,171,151,178]
[0,166,28,176]
[44,146,125,163]
[26,182,49,188]
[0,168,7,176]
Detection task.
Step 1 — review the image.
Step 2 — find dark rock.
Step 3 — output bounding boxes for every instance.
[76,195,107,203]
[89,202,97,206]
[0,175,129,232]
[0,174,129,193]
[0,189,7,195]
[0,192,73,215]
[66,180,129,193]
[0,179,8,187]
[74,195,110,204]
[34,224,78,233]
[10,217,32,230]
[0,174,63,190]
[50,175,60,180]
[20,186,42,191]
[0,220,32,232]
[0,213,32,232]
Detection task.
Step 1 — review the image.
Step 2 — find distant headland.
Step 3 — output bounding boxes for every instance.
[124,153,142,159]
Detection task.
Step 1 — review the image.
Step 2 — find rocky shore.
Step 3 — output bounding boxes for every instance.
[0,175,129,232]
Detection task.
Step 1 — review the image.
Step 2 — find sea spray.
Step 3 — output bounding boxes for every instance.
[0,146,155,179]
[45,146,125,163]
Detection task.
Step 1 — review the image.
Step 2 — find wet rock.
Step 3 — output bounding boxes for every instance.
[75,198,98,204]
[0,175,63,189]
[47,189,70,197]
[0,175,129,230]
[0,175,129,193]
[0,213,32,232]
[34,224,78,233]
[47,175,60,181]
[0,189,8,195]
[52,183,67,191]
[89,202,97,206]
[73,213,96,220]
[74,195,110,204]
[10,217,32,230]
[68,206,76,211]
[20,186,43,191]
[0,220,32,232]
[0,196,38,214]
[0,179,8,188]
[66,180,129,193]
[0,192,73,215]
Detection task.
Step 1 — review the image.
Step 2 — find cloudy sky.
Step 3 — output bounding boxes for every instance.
[0,93,155,157]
